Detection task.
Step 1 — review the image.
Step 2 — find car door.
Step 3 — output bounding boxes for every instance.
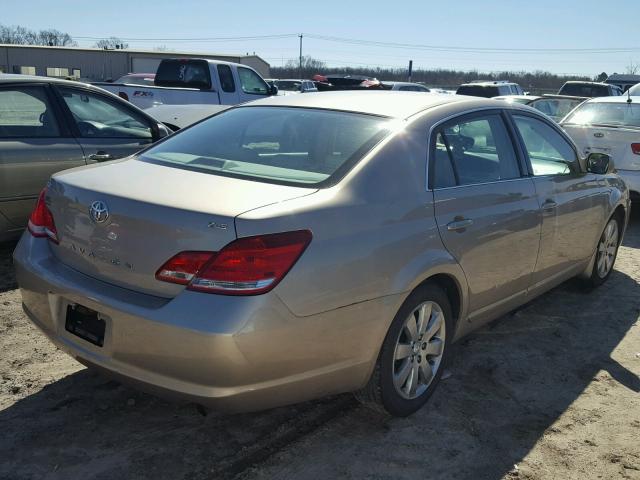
[236,67,270,103]
[509,112,609,288]
[0,83,85,231]
[53,85,156,163]
[431,110,541,322]
[216,64,240,104]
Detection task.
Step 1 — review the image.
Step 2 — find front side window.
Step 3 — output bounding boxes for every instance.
[513,115,577,176]
[59,87,152,139]
[238,67,269,95]
[0,86,60,138]
[432,114,521,188]
[217,65,236,93]
[139,107,393,186]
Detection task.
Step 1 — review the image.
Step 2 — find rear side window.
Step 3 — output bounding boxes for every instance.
[139,107,393,187]
[0,86,60,138]
[432,114,521,187]
[155,59,212,89]
[513,115,577,176]
[217,65,236,93]
[238,67,269,95]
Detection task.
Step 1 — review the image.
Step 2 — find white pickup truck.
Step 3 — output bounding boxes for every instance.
[96,58,276,129]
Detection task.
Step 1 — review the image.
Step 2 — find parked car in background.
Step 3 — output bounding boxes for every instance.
[456,81,525,98]
[561,96,640,202]
[96,58,277,109]
[0,74,171,241]
[558,81,622,98]
[14,92,628,418]
[381,81,431,92]
[605,74,640,93]
[494,94,587,122]
[113,73,156,86]
[145,104,229,130]
[272,79,318,94]
[313,74,382,91]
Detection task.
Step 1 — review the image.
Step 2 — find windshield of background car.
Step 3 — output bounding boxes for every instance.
[530,98,584,120]
[276,81,302,91]
[563,102,640,128]
[561,84,608,97]
[456,85,499,98]
[139,107,394,187]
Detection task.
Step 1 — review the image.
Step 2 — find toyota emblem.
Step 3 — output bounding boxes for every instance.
[89,200,109,224]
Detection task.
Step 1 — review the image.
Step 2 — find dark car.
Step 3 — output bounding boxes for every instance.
[313,74,382,91]
[456,81,524,98]
[0,75,171,241]
[558,81,623,98]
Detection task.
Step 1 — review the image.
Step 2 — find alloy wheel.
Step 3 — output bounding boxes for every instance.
[392,301,446,400]
[596,220,619,278]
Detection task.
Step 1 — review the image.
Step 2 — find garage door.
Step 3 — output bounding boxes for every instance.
[131,57,162,74]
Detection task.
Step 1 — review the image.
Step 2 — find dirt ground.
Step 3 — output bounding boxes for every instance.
[1,217,639,480]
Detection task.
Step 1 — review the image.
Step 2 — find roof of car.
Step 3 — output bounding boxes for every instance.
[580,95,640,104]
[0,74,91,87]
[242,90,509,119]
[494,95,539,101]
[562,81,610,86]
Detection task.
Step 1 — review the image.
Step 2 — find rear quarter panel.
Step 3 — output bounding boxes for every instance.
[235,124,468,325]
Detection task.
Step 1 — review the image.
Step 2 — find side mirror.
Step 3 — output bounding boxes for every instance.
[587,152,613,174]
[268,84,278,96]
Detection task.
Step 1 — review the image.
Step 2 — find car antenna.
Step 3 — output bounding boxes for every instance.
[627,88,633,104]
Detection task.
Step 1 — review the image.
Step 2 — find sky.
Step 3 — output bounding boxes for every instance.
[3,0,640,76]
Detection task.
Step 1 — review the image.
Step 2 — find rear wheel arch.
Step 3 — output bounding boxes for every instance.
[612,205,626,236]
[414,273,463,334]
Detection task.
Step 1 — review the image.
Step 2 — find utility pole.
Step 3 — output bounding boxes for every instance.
[408,60,413,82]
[298,34,303,79]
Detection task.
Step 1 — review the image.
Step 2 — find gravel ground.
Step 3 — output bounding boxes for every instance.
[0,217,638,480]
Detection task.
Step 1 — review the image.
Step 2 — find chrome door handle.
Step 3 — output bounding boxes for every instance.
[447,218,474,231]
[88,152,112,162]
[542,200,558,210]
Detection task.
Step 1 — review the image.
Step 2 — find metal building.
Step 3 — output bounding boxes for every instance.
[0,44,270,81]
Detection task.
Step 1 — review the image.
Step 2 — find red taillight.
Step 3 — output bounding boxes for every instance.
[632,143,640,155]
[155,251,215,285]
[118,92,129,101]
[27,189,58,243]
[156,230,312,295]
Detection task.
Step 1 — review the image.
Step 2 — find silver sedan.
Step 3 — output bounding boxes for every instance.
[13,91,629,416]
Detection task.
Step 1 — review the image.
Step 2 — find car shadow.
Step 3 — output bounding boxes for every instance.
[0,221,639,479]
[0,240,18,292]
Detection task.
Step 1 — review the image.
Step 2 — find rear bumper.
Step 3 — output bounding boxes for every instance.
[13,234,401,412]
[618,169,640,199]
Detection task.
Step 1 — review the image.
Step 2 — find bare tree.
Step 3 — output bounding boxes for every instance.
[94,37,129,50]
[626,62,640,75]
[37,29,76,46]
[0,24,76,46]
[283,56,327,78]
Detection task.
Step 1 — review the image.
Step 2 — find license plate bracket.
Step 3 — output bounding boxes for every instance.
[65,304,105,347]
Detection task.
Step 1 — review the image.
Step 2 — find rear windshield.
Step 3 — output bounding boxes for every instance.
[560,83,608,97]
[456,85,500,98]
[139,107,394,187]
[563,102,640,128]
[155,59,212,89]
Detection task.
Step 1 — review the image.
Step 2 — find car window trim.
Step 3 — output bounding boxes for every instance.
[0,82,71,139]
[51,84,158,140]
[505,109,584,176]
[426,107,526,190]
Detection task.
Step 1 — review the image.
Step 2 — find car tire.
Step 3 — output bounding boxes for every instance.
[584,216,621,288]
[355,283,453,417]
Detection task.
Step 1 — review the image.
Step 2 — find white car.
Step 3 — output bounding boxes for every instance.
[561,96,640,201]
[145,104,229,130]
[382,81,432,92]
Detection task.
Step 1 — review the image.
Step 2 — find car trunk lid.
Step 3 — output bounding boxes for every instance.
[562,124,640,170]
[47,158,316,297]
